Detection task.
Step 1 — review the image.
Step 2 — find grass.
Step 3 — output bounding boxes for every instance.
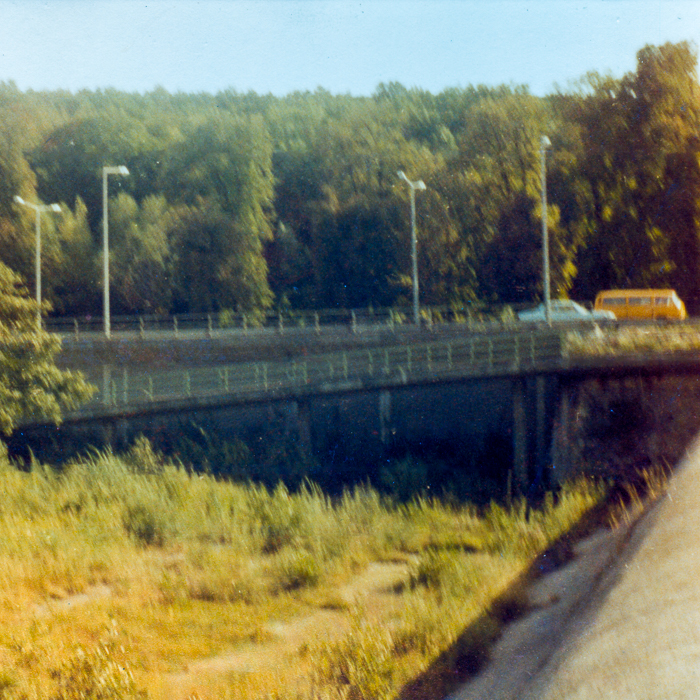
[566,323,700,357]
[0,438,607,700]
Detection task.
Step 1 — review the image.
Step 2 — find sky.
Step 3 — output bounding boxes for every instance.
[0,0,699,97]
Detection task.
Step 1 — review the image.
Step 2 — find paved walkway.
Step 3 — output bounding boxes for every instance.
[449,436,700,700]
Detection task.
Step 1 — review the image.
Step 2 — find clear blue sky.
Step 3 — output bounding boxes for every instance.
[1,0,698,97]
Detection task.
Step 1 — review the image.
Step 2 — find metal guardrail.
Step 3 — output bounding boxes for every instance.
[71,331,562,416]
[44,305,524,338]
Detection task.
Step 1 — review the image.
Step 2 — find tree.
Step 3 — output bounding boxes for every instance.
[566,43,700,302]
[0,262,93,434]
[106,193,172,313]
[447,90,573,302]
[167,202,273,313]
[46,197,100,315]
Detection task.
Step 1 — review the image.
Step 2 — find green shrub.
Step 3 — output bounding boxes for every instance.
[122,502,166,546]
[218,308,235,328]
[250,483,303,553]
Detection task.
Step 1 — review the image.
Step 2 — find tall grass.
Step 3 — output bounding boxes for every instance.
[566,324,700,357]
[0,439,606,699]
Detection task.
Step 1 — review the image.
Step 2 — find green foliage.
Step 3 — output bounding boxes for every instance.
[107,193,172,313]
[122,435,166,475]
[2,45,699,316]
[166,201,273,313]
[48,197,99,314]
[0,262,93,434]
[122,501,167,546]
[171,420,252,479]
[0,436,610,698]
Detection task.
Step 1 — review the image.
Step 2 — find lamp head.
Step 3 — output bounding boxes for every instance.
[397,170,409,184]
[14,195,25,205]
[540,135,552,149]
[49,204,62,213]
[103,165,130,176]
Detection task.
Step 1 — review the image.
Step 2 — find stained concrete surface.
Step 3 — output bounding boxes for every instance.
[449,436,700,700]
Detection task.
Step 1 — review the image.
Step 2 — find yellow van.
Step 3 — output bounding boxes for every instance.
[594,289,687,321]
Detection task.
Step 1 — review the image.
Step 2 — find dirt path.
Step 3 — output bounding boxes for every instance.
[164,561,410,698]
[31,583,112,617]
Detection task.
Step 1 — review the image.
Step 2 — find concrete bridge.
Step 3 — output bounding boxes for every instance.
[16,323,700,493]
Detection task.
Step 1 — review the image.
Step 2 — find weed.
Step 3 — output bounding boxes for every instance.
[409,549,455,589]
[122,502,166,546]
[123,436,166,475]
[273,549,321,591]
[50,642,143,700]
[0,439,611,700]
[315,610,395,700]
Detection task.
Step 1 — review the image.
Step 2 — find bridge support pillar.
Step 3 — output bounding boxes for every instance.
[551,383,575,486]
[512,378,528,494]
[512,375,559,497]
[379,390,392,444]
[535,375,547,483]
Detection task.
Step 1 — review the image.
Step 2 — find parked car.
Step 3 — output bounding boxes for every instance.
[517,299,616,323]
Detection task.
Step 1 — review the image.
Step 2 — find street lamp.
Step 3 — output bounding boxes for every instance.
[540,136,552,326]
[398,170,426,325]
[14,196,61,331]
[102,165,129,339]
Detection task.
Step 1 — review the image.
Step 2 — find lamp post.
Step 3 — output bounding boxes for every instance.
[14,196,61,332]
[398,170,426,325]
[102,165,129,339]
[540,136,552,326]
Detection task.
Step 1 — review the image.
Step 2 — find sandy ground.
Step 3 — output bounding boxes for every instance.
[450,437,700,700]
[163,561,411,698]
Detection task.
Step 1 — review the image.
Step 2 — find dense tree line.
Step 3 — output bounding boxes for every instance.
[1,41,698,318]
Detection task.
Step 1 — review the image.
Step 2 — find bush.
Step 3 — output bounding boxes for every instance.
[122,502,166,546]
[123,436,166,475]
[218,308,235,328]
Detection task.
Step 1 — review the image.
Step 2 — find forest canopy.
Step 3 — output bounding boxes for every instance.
[2,41,699,317]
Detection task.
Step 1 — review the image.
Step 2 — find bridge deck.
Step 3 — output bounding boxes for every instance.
[53,330,563,421]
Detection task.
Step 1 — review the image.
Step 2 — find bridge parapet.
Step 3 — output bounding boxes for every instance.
[57,330,563,421]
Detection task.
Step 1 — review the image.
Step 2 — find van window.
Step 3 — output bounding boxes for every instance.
[629,297,651,305]
[603,297,626,305]
[654,297,670,306]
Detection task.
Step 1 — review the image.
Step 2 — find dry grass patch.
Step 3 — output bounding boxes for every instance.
[566,324,700,357]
